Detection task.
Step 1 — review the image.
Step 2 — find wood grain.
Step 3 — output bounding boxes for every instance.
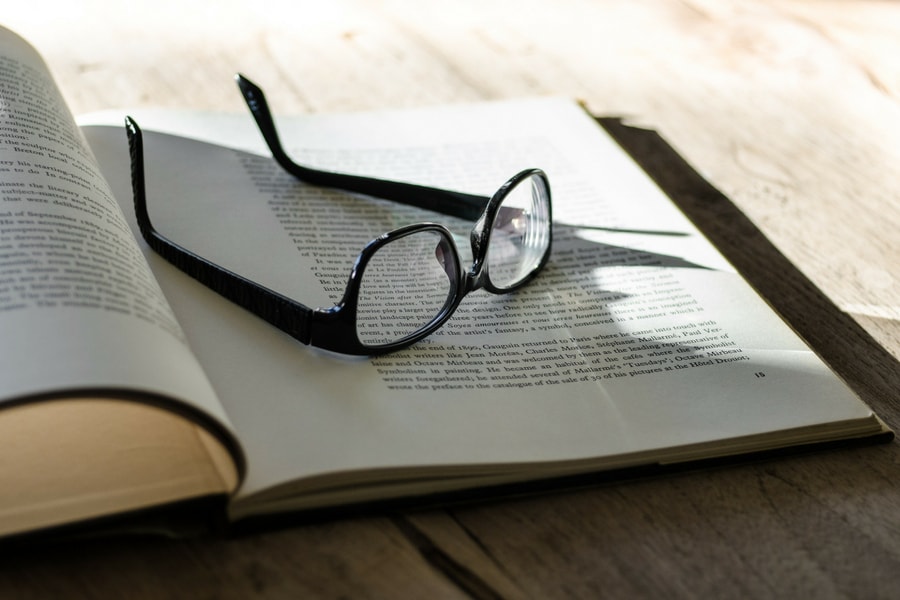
[1,1,898,598]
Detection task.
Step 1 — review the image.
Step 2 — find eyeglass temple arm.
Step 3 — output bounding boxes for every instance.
[235,74,489,222]
[125,117,314,345]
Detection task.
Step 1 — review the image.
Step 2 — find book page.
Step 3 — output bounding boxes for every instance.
[0,27,235,430]
[0,26,241,533]
[81,97,878,516]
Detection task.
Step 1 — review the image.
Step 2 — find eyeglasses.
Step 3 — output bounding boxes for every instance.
[124,76,552,355]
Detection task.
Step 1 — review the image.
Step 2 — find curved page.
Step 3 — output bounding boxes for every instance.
[0,27,242,536]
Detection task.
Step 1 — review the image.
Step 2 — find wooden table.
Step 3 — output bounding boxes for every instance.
[3,1,899,597]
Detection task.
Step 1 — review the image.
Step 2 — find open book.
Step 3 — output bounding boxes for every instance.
[0,26,890,540]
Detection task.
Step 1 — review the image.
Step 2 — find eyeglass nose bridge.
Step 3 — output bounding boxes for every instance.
[462,250,490,296]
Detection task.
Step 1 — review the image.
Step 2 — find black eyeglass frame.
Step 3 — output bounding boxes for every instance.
[125,85,551,355]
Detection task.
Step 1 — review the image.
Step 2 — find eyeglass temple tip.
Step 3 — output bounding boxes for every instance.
[234,73,263,104]
[124,115,139,136]
[123,116,143,165]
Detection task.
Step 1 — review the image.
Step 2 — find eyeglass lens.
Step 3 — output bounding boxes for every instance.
[356,229,459,347]
[487,173,551,290]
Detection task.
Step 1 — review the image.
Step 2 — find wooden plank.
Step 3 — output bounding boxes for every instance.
[1,518,472,599]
